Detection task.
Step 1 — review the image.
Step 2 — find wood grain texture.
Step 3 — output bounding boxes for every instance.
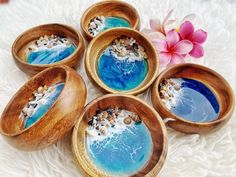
[81,0,140,41]
[0,65,87,151]
[85,27,159,95]
[151,63,235,134]
[12,23,85,76]
[72,94,168,177]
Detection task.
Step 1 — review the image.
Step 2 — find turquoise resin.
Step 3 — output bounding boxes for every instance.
[27,45,76,65]
[87,123,152,176]
[97,49,148,91]
[103,17,130,31]
[24,83,64,128]
[165,78,220,122]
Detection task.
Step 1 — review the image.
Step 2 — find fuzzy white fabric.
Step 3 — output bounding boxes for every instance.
[0,0,236,177]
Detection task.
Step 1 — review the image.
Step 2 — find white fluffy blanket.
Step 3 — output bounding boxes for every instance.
[0,0,235,177]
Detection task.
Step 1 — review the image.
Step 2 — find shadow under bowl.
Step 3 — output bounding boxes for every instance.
[85,27,159,95]
[0,65,87,151]
[12,23,85,76]
[151,63,235,134]
[72,94,167,177]
[81,0,140,41]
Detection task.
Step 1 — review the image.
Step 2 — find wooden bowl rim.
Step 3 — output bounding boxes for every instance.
[152,63,235,126]
[80,0,140,39]
[85,27,159,95]
[12,23,84,68]
[0,65,75,137]
[72,93,168,177]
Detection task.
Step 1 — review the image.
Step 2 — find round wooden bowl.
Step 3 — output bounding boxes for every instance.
[85,28,159,95]
[12,23,85,76]
[72,94,168,177]
[81,0,140,41]
[151,63,235,134]
[0,65,87,151]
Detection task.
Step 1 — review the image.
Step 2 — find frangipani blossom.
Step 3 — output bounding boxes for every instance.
[142,9,196,40]
[153,30,193,66]
[179,21,207,58]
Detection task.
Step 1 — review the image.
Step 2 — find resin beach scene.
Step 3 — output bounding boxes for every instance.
[18,83,64,129]
[86,107,153,176]
[159,78,220,122]
[26,35,76,65]
[97,36,148,91]
[88,16,130,36]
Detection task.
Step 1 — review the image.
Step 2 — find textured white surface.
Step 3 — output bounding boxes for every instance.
[0,0,236,177]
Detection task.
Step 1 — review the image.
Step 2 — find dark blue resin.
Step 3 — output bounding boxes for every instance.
[25,83,64,128]
[87,123,152,175]
[170,78,220,122]
[97,50,148,91]
[27,45,76,65]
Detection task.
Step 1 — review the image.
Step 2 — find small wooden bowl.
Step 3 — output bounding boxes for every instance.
[12,23,85,76]
[151,63,235,134]
[85,28,159,95]
[72,94,167,177]
[0,65,87,151]
[81,0,140,41]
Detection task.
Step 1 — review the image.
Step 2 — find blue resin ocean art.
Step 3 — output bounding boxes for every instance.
[88,16,130,36]
[27,35,76,65]
[86,108,152,176]
[159,78,220,122]
[97,36,148,91]
[19,83,64,128]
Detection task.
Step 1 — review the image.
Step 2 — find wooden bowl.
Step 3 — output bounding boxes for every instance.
[12,23,85,76]
[85,28,159,95]
[81,0,140,41]
[0,65,87,151]
[72,94,167,177]
[151,63,235,134]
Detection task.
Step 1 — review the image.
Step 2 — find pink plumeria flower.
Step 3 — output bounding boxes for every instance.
[142,9,175,39]
[153,29,193,67]
[179,21,207,58]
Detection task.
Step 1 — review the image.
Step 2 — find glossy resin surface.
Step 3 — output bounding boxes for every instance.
[159,78,220,122]
[86,108,152,176]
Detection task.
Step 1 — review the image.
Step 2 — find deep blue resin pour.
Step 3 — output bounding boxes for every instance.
[87,123,152,175]
[160,78,220,122]
[27,45,76,65]
[97,49,148,91]
[103,17,130,31]
[24,83,64,128]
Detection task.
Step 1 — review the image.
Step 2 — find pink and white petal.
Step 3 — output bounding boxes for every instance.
[179,21,194,39]
[159,52,172,67]
[173,40,193,55]
[152,39,168,52]
[141,28,156,34]
[165,19,176,26]
[190,29,207,44]
[189,43,204,58]
[166,29,179,48]
[150,19,161,31]
[163,9,174,25]
[147,31,166,39]
[169,54,185,65]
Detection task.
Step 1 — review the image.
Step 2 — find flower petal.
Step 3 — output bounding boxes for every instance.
[150,19,161,31]
[169,54,185,65]
[173,40,193,55]
[159,52,172,67]
[141,28,155,34]
[189,43,204,58]
[166,29,179,48]
[152,39,168,52]
[180,21,194,39]
[190,29,207,44]
[163,9,174,25]
[147,32,166,39]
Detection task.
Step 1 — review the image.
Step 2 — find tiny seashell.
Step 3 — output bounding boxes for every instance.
[123,117,132,125]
